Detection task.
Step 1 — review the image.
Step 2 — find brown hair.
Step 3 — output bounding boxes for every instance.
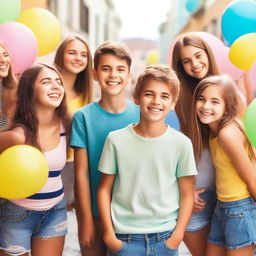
[0,40,17,89]
[54,35,93,104]
[12,63,70,149]
[134,64,180,102]
[191,75,255,161]
[171,33,219,137]
[94,40,132,70]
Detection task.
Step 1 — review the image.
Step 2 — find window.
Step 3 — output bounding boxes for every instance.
[80,0,89,33]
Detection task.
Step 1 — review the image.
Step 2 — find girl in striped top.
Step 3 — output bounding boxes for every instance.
[0,64,70,256]
[0,41,17,130]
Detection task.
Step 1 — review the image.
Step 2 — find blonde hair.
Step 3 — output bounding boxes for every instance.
[134,64,180,102]
[171,33,219,137]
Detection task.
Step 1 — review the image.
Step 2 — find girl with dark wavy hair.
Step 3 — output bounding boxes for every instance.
[0,63,70,256]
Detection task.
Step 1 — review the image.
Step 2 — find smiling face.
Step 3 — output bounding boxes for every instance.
[34,67,65,109]
[93,54,131,97]
[180,45,209,80]
[62,39,88,75]
[0,45,11,80]
[134,79,176,124]
[196,84,226,132]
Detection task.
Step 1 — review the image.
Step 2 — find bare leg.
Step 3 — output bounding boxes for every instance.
[31,236,65,256]
[206,243,225,256]
[227,245,254,256]
[183,224,210,256]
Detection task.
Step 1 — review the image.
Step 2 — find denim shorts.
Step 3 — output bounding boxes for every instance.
[208,197,256,249]
[0,198,67,255]
[186,189,217,232]
[111,230,178,256]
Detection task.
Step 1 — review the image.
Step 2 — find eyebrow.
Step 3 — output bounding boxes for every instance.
[144,90,171,95]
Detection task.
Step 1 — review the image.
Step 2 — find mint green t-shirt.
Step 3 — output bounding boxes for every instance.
[98,124,197,234]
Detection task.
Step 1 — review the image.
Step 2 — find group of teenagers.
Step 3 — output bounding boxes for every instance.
[0,32,255,256]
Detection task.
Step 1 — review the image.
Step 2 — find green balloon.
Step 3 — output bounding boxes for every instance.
[244,98,256,148]
[0,0,21,23]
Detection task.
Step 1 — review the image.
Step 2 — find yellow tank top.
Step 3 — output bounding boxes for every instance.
[209,136,250,202]
[67,94,89,161]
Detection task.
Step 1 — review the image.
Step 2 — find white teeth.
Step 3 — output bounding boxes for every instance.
[48,93,60,98]
[107,81,119,85]
[148,107,161,112]
[0,65,7,70]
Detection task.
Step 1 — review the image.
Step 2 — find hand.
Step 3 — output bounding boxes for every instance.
[193,188,206,213]
[165,231,182,249]
[104,234,123,252]
[78,219,95,249]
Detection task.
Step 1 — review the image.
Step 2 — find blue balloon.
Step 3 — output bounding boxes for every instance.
[221,0,256,46]
[165,111,180,131]
[186,0,201,13]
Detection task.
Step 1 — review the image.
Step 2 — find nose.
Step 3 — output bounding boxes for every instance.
[110,69,118,78]
[191,58,199,68]
[152,95,161,105]
[202,101,211,109]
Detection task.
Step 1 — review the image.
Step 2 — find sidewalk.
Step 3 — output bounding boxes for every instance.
[63,210,192,256]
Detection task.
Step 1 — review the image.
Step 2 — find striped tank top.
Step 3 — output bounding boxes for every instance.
[11,126,67,210]
[0,82,8,128]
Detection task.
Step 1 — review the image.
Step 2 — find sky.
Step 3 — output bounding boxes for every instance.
[113,0,172,41]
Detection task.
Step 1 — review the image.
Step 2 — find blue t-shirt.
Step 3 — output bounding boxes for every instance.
[70,101,140,216]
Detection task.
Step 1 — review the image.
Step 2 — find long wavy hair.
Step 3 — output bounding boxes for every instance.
[172,34,219,137]
[191,75,255,162]
[0,40,17,89]
[54,35,93,104]
[11,63,71,149]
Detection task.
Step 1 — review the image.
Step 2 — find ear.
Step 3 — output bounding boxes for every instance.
[133,93,140,105]
[92,69,98,81]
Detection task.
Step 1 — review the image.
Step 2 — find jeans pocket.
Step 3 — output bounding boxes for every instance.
[1,201,30,222]
[225,207,244,218]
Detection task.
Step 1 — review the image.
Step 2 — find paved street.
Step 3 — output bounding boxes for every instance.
[63,210,192,256]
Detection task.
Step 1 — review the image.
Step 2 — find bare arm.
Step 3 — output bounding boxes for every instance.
[74,147,94,248]
[219,125,256,199]
[166,175,195,248]
[97,173,122,252]
[0,129,25,153]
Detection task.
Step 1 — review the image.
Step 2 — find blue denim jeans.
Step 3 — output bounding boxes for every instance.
[111,230,178,256]
[208,197,256,249]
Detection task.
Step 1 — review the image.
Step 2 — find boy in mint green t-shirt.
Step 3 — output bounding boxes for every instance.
[98,64,197,256]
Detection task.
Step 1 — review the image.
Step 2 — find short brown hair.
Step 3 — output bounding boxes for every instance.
[134,64,180,102]
[93,40,132,70]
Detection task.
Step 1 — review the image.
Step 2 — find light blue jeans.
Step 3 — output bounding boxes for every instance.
[111,230,178,256]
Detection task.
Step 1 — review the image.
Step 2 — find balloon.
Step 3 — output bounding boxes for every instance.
[146,50,159,64]
[0,22,38,73]
[244,98,256,148]
[0,0,21,23]
[17,8,61,56]
[229,33,256,71]
[221,0,256,46]
[249,62,256,91]
[165,111,180,131]
[168,32,245,80]
[186,0,201,13]
[0,145,48,199]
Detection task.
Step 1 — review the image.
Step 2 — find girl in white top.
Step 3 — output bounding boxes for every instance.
[0,64,70,256]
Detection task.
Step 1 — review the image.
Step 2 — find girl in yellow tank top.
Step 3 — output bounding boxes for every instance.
[190,74,256,256]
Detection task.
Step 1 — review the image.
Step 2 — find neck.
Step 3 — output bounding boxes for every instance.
[99,93,127,113]
[134,120,167,138]
[36,107,59,127]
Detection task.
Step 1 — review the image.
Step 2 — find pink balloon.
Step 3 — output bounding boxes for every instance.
[168,31,245,80]
[249,62,256,91]
[0,22,38,73]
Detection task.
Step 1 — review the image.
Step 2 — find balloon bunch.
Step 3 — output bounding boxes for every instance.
[0,0,61,73]
[221,0,256,71]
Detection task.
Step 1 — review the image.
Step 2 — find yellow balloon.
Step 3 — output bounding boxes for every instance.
[0,145,48,199]
[229,33,256,71]
[146,50,159,64]
[17,8,61,56]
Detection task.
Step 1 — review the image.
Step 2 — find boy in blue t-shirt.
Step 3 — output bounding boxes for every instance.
[97,64,197,256]
[70,40,139,256]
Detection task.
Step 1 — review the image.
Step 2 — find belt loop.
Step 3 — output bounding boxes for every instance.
[128,234,131,243]
[157,232,161,242]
